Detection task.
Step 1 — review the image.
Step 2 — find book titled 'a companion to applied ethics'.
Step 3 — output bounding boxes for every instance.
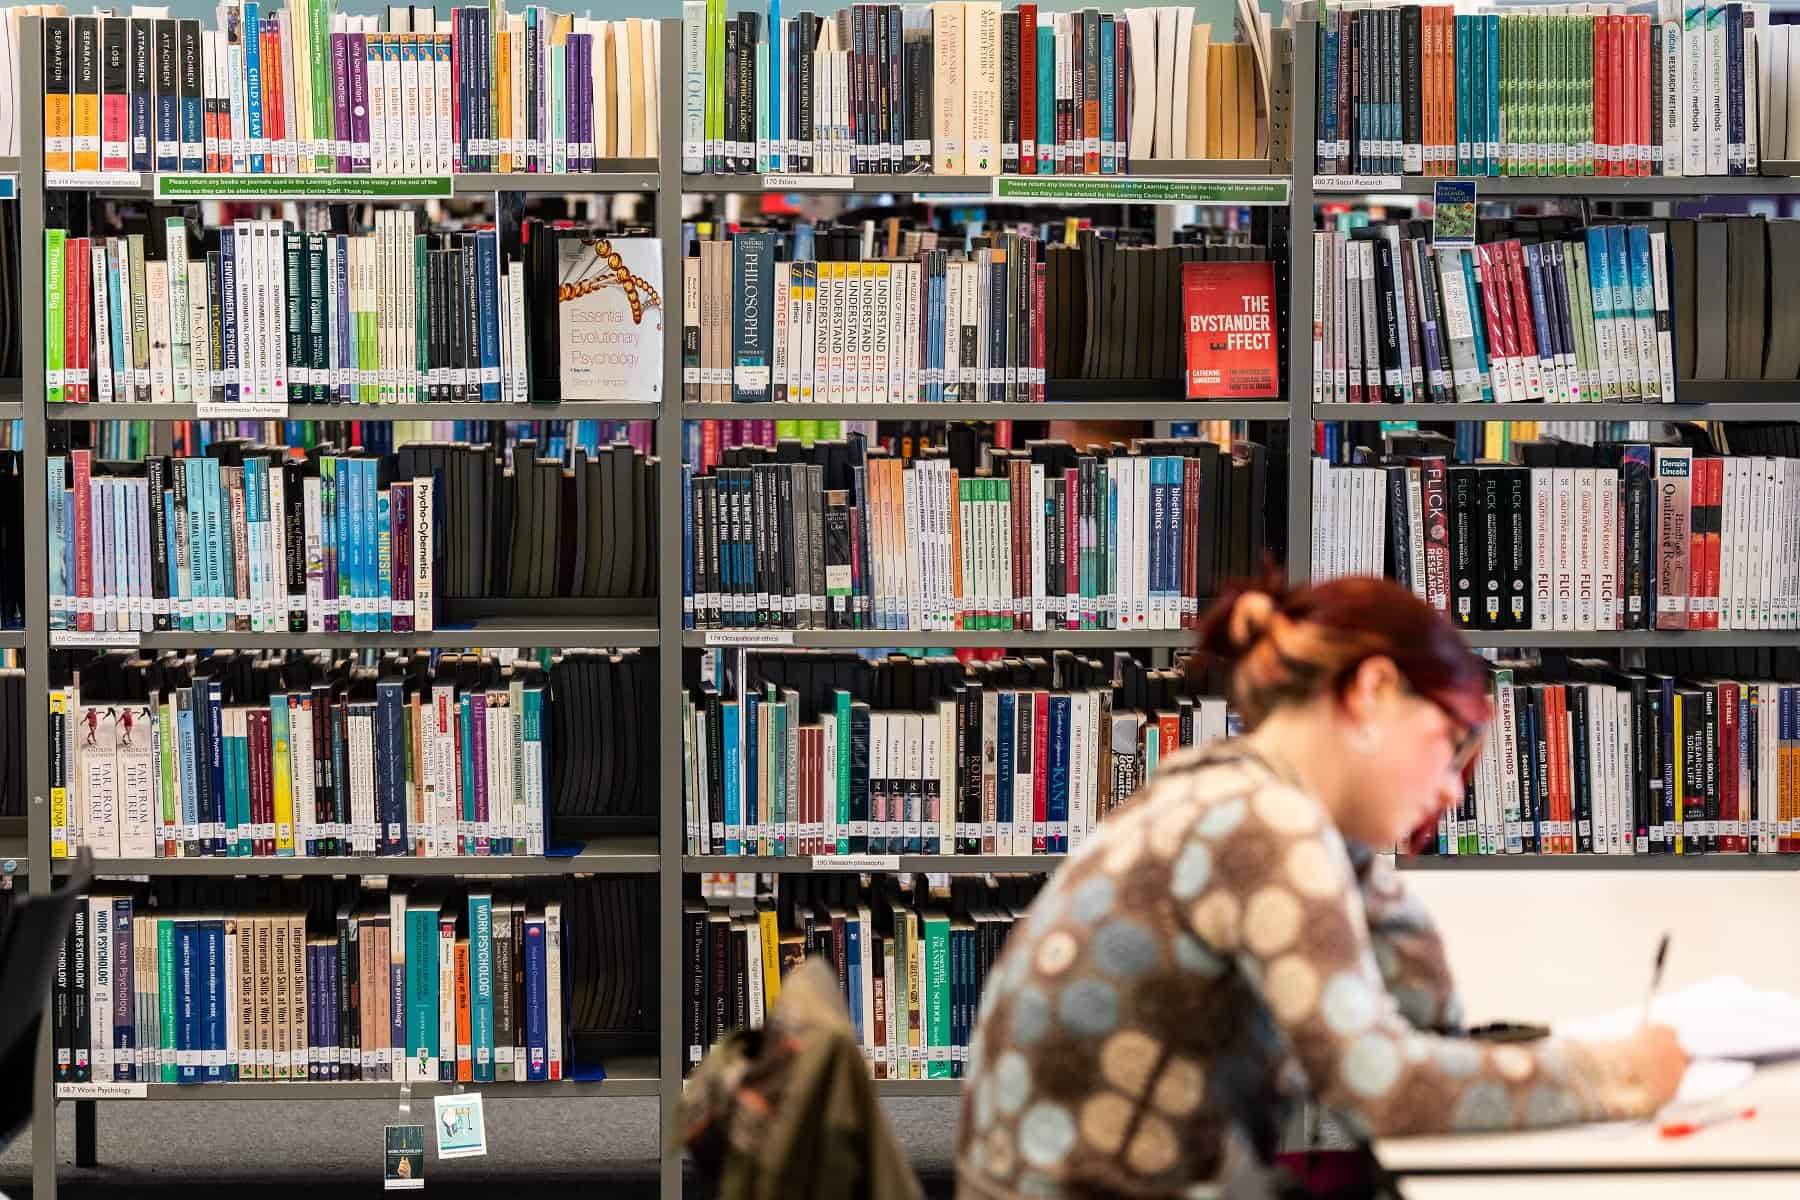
[1182,261,1278,399]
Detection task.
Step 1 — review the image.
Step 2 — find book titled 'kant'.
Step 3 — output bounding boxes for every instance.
[557,236,664,400]
[1182,260,1277,399]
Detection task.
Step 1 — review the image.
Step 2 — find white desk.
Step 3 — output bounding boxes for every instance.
[1400,1176,1800,1198]
[1378,1060,1800,1175]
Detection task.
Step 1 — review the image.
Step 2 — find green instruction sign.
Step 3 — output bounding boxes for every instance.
[993,176,1290,204]
[155,174,454,200]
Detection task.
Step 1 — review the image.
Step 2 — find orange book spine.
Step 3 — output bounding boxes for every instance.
[495,30,511,173]
[454,938,473,1082]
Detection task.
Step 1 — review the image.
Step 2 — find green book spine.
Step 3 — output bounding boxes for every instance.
[45,230,66,404]
[923,914,950,1079]
[157,918,177,1083]
[407,908,438,1081]
[311,0,333,171]
[1564,240,1595,400]
[772,699,788,855]
[835,690,851,855]
[469,893,494,1083]
[414,236,430,402]
[996,475,1014,630]
[775,419,801,440]
[707,0,724,169]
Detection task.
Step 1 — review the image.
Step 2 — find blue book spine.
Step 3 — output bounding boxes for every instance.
[342,458,362,632]
[1727,4,1744,173]
[768,0,783,171]
[323,941,340,1078]
[389,923,406,1083]
[682,464,694,628]
[1603,226,1632,359]
[1464,14,1481,175]
[1626,224,1655,330]
[197,458,219,632]
[376,484,392,633]
[1098,18,1116,174]
[204,681,225,854]
[995,693,1014,854]
[222,725,241,856]
[46,460,65,629]
[176,920,199,1083]
[363,460,379,634]
[106,251,126,382]
[469,895,494,1082]
[523,915,548,1081]
[1519,243,1555,385]
[175,694,197,851]
[1165,457,1186,624]
[1320,17,1337,170]
[723,700,741,855]
[305,943,320,1081]
[771,699,789,855]
[243,4,264,172]
[1036,28,1055,174]
[1454,16,1470,174]
[845,916,863,1045]
[1458,251,1493,402]
[459,696,476,853]
[1047,693,1071,853]
[112,898,134,1080]
[201,918,223,1082]
[475,230,502,402]
[61,491,77,628]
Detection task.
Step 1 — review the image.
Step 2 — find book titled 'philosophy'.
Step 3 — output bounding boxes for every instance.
[1182,261,1278,399]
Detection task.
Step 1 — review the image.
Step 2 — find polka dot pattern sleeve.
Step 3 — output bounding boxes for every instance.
[1190,775,1648,1139]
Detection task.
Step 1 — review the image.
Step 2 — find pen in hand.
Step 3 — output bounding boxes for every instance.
[1641,932,1670,1029]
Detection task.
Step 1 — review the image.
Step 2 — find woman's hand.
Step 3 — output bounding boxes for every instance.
[1619,1024,1691,1111]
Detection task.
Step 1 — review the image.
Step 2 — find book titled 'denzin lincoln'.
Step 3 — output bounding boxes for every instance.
[1181,260,1277,399]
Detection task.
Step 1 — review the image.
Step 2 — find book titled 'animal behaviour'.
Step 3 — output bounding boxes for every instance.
[1181,260,1277,399]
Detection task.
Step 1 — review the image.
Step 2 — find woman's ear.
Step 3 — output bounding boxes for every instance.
[1340,655,1402,727]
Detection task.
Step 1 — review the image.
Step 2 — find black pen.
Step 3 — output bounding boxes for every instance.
[1641,932,1670,1028]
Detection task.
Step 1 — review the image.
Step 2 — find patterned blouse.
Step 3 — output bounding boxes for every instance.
[955,740,1662,1198]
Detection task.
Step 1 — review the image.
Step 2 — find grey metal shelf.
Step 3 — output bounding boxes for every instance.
[684,854,1064,874]
[60,842,660,878]
[1462,629,1800,648]
[683,401,1287,421]
[82,620,660,650]
[0,630,24,649]
[47,401,661,422]
[683,173,1002,194]
[1314,393,1800,423]
[1399,854,1800,870]
[1312,173,1800,197]
[682,628,1197,649]
[81,1060,662,1100]
[453,166,659,192]
[873,1077,964,1096]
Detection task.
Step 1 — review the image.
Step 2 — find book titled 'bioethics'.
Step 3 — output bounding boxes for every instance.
[1181,261,1278,399]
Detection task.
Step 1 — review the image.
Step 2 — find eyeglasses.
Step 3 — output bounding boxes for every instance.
[1395,678,1487,772]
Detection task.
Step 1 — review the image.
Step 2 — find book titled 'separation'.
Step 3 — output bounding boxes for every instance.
[1181,261,1278,399]
[556,235,664,400]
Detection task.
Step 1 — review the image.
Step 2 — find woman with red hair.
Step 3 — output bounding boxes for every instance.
[955,573,1687,1198]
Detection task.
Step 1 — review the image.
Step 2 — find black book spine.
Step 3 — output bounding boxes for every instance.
[460,239,481,403]
[1504,466,1530,630]
[795,13,814,173]
[722,19,739,171]
[874,4,892,173]
[54,916,71,1082]
[1447,465,1479,628]
[1402,5,1420,173]
[146,455,171,630]
[888,5,904,174]
[284,232,306,404]
[69,904,89,1082]
[1479,467,1504,630]
[306,233,328,406]
[738,13,757,172]
[1629,678,1651,853]
[728,922,747,1032]
[1386,466,1411,591]
[683,908,704,1070]
[961,682,984,854]
[751,464,770,626]
[1531,684,1553,854]
[1513,688,1539,854]
[1681,692,1702,855]
[849,701,871,853]
[1371,234,1403,403]
[1001,8,1018,175]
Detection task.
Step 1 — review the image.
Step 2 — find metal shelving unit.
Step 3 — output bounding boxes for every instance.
[14,11,1800,1198]
[684,854,1067,874]
[1314,173,1800,197]
[1398,854,1800,871]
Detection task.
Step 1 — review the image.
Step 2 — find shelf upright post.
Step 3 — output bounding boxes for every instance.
[19,16,58,1200]
[654,18,687,1200]
[1285,14,1318,586]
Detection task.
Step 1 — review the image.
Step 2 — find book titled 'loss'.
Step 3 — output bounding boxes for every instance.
[1182,261,1278,399]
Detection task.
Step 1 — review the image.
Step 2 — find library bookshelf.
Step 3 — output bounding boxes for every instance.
[10,7,1800,1198]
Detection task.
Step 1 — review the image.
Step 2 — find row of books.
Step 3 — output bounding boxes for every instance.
[684,872,1043,1077]
[1314,440,1800,633]
[684,220,1275,405]
[681,434,1268,631]
[44,212,664,409]
[1311,219,1678,407]
[1446,656,1800,857]
[390,439,658,604]
[0,450,21,631]
[39,7,663,177]
[1313,0,1769,177]
[680,1,1273,177]
[49,448,438,635]
[53,888,569,1084]
[49,647,656,860]
[0,667,22,819]
[685,649,1232,857]
[1680,216,1800,382]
